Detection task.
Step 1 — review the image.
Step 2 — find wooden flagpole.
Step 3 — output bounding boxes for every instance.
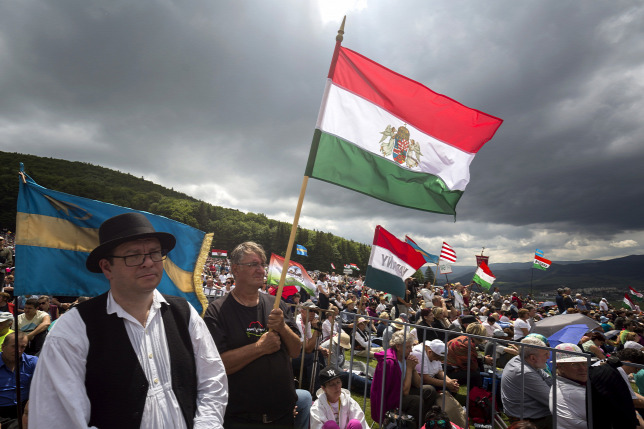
[272,17,347,309]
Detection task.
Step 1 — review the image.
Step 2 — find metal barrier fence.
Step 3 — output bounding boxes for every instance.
[300,309,644,429]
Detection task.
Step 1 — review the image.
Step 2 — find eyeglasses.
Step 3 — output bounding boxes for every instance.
[38,302,48,306]
[236,262,267,270]
[110,250,167,267]
[427,420,447,429]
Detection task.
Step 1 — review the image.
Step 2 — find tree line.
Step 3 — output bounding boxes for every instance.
[0,151,376,274]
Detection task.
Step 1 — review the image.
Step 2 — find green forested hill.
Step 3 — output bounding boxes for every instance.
[0,151,372,272]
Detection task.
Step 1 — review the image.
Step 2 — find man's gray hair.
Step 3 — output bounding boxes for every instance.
[390,329,412,347]
[520,337,546,358]
[230,242,266,265]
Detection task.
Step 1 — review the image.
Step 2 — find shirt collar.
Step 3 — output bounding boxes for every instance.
[106,289,167,322]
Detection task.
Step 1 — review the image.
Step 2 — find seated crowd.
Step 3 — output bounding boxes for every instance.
[3,227,644,429]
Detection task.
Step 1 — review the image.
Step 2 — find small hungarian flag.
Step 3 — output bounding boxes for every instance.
[305,45,503,215]
[331,263,336,269]
[266,253,316,296]
[405,235,439,264]
[212,249,228,258]
[533,254,551,271]
[350,263,360,271]
[439,242,457,263]
[624,293,635,309]
[472,261,496,291]
[365,225,425,297]
[296,244,308,256]
[629,286,643,299]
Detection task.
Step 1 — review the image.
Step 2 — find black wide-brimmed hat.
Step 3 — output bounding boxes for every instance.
[86,212,176,273]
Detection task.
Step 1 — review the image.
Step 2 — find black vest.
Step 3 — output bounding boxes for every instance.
[77,292,197,429]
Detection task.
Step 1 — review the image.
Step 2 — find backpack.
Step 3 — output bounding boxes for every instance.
[468,386,499,425]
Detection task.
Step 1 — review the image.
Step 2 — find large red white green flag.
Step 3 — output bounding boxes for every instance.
[305,46,503,215]
[365,225,426,297]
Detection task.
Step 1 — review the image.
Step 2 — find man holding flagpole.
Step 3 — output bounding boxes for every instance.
[204,241,302,428]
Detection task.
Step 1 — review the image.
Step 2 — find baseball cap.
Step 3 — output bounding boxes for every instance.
[318,366,342,386]
[0,312,13,322]
[492,330,508,338]
[554,343,590,363]
[426,339,445,356]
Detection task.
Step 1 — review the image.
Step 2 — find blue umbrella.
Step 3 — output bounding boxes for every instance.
[547,324,590,349]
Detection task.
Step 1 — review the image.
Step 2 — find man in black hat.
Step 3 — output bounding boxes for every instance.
[30,212,228,429]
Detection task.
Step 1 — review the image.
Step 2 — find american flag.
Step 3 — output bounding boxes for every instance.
[439,242,457,263]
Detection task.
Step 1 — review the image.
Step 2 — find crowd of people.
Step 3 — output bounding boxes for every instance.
[2,221,644,429]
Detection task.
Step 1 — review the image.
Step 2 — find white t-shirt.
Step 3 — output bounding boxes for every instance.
[514,319,531,340]
[419,288,435,308]
[618,366,638,399]
[410,344,443,378]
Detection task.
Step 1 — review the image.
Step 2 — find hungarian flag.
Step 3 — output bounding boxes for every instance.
[629,286,643,299]
[405,235,439,264]
[266,253,316,297]
[305,46,503,215]
[350,263,360,271]
[331,263,336,269]
[365,225,425,297]
[439,242,457,263]
[533,254,551,271]
[624,293,635,309]
[472,261,496,291]
[211,249,227,258]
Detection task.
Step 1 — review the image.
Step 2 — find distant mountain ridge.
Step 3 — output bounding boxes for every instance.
[444,254,644,293]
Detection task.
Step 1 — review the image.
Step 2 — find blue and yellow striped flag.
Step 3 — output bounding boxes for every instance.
[296,244,308,256]
[15,164,212,313]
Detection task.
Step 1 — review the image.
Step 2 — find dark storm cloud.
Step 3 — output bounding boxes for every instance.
[1,0,643,262]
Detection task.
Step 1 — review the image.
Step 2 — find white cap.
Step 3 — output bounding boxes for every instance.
[624,341,644,350]
[425,339,445,357]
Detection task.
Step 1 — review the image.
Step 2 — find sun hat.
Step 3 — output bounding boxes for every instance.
[554,343,589,363]
[86,212,176,273]
[0,312,13,323]
[393,318,405,330]
[426,339,445,356]
[525,333,550,347]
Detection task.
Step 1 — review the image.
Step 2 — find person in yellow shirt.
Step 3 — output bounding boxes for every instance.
[0,312,14,352]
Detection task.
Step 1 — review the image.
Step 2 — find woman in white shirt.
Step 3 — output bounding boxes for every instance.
[513,308,531,341]
[419,281,435,309]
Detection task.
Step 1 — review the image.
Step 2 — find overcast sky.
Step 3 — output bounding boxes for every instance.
[2,0,643,266]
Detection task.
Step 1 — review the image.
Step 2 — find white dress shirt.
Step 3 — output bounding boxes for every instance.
[30,290,227,428]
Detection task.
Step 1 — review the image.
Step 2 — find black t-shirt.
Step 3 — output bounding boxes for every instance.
[203,293,298,418]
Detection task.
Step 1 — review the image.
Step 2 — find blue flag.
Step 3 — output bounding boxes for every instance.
[535,248,544,257]
[404,236,439,264]
[296,244,308,256]
[15,164,211,313]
